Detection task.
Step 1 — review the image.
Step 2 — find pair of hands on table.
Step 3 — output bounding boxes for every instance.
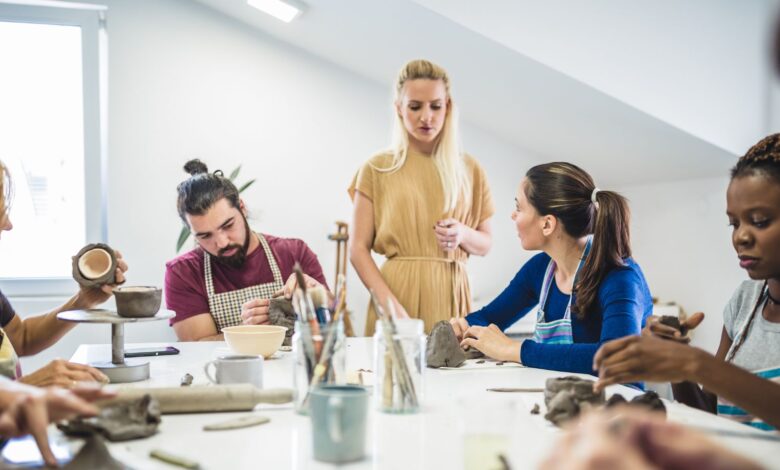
[541,408,761,470]
[240,273,328,325]
[449,318,521,363]
[593,312,705,392]
[0,380,116,467]
[19,359,109,389]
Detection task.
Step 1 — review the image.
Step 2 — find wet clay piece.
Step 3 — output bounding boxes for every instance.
[63,436,128,470]
[464,347,485,360]
[59,395,161,441]
[605,391,667,416]
[530,403,540,415]
[114,286,162,318]
[659,315,688,336]
[72,243,117,288]
[544,376,605,426]
[425,321,466,368]
[269,298,296,346]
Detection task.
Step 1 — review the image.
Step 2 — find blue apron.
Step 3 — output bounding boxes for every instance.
[532,238,591,345]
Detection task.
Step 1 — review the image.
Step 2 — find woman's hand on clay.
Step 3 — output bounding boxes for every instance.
[541,408,762,470]
[241,298,271,325]
[593,335,700,393]
[0,383,115,467]
[19,359,109,388]
[73,250,129,309]
[460,324,520,362]
[642,312,704,343]
[449,317,470,341]
[275,273,324,300]
[433,218,465,252]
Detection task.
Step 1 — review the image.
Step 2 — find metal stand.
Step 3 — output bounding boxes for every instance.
[57,309,174,383]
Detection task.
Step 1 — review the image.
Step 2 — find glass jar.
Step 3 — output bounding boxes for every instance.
[373,318,425,414]
[292,319,347,414]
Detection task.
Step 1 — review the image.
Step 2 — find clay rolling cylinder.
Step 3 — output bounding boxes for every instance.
[72,243,117,288]
[102,385,293,414]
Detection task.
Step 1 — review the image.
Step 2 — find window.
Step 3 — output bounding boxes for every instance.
[0,1,107,296]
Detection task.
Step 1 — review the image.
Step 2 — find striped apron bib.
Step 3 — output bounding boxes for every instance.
[204,233,285,332]
[532,238,591,345]
[717,286,778,431]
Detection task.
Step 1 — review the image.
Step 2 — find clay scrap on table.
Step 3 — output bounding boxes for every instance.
[72,243,117,288]
[63,436,128,470]
[426,321,466,368]
[269,298,296,346]
[658,315,688,337]
[543,376,605,426]
[59,394,161,441]
[606,391,667,416]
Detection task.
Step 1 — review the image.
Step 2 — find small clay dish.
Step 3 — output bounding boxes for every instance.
[114,286,162,318]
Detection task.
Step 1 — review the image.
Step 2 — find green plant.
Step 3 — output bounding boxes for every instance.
[175,165,256,252]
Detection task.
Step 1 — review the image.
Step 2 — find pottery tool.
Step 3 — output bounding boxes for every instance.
[294,264,323,360]
[203,415,270,431]
[101,385,292,414]
[149,449,200,469]
[487,388,544,393]
[292,288,316,379]
[310,285,331,325]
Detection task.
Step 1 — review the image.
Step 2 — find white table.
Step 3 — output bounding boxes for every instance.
[68,339,779,469]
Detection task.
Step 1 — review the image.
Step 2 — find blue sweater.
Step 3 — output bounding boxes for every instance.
[466,252,653,375]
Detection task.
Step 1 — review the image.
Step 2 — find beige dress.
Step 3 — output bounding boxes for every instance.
[349,149,494,335]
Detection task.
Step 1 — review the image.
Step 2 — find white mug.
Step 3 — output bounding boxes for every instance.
[204,355,263,388]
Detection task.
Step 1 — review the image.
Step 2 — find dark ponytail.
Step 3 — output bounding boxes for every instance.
[524,162,631,319]
[176,159,241,223]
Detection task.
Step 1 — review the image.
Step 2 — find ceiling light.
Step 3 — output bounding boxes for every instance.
[247,0,305,23]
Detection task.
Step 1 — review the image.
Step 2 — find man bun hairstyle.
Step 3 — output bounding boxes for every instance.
[524,162,631,319]
[176,159,240,223]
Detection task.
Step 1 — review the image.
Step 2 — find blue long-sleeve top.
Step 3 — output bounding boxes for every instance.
[466,252,653,375]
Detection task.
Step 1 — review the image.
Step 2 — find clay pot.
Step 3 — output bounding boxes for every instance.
[222,325,287,358]
[114,287,162,318]
[72,243,117,288]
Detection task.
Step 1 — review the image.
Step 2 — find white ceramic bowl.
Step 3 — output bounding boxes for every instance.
[222,325,287,358]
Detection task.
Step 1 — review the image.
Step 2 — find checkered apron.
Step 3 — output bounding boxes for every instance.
[204,233,285,332]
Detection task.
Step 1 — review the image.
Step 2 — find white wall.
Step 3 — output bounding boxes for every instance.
[415,0,773,156]
[14,0,541,372]
[619,177,746,352]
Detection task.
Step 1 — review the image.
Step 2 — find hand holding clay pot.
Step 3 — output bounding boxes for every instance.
[448,317,470,341]
[642,312,705,344]
[18,359,109,388]
[71,244,129,309]
[460,324,521,363]
[241,298,271,325]
[0,382,115,467]
[593,335,702,393]
[540,408,763,470]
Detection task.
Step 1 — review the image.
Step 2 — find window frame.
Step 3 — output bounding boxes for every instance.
[0,0,108,297]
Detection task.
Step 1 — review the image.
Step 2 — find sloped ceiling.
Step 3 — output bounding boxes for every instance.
[193,0,739,186]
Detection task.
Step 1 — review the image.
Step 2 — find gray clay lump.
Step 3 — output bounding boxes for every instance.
[658,315,688,336]
[269,298,296,346]
[543,376,605,426]
[426,321,466,368]
[59,394,161,441]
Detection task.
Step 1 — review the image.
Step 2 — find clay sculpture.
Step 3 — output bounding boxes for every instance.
[59,394,161,441]
[114,286,162,318]
[605,391,667,416]
[72,243,117,288]
[269,298,296,346]
[63,436,128,470]
[425,321,466,368]
[543,376,605,426]
[658,315,688,337]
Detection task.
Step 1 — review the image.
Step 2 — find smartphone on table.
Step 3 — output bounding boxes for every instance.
[124,346,180,358]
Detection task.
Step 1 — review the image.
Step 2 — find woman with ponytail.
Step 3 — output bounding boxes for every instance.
[349,59,494,335]
[452,162,652,374]
[594,134,780,431]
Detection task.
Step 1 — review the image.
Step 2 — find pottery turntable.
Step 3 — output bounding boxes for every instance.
[57,309,174,383]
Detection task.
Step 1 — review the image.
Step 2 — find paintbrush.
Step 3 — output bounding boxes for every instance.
[370,292,417,409]
[309,285,331,325]
[292,288,316,379]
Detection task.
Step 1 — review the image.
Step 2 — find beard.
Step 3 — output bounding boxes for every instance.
[213,216,252,269]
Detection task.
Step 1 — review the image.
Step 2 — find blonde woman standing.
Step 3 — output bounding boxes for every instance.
[349,59,494,335]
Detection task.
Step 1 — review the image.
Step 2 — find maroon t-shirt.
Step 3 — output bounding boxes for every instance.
[164,234,328,325]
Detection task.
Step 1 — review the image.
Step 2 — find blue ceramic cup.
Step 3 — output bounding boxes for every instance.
[309,385,369,463]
